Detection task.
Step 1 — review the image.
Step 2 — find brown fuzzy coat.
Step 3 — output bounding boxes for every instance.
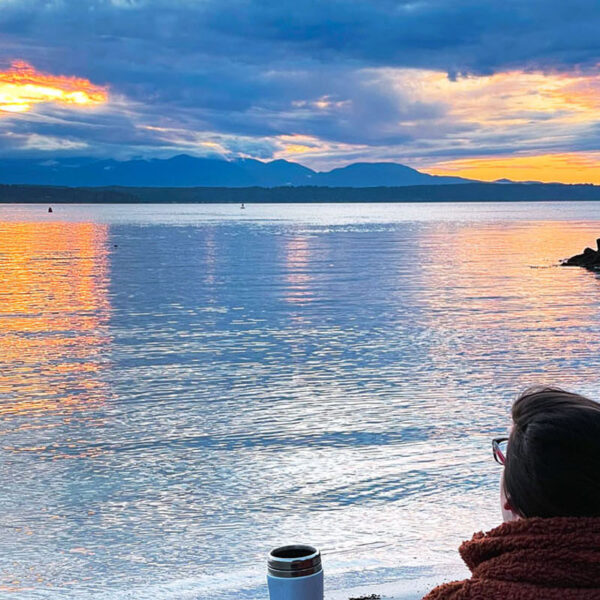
[422,517,600,599]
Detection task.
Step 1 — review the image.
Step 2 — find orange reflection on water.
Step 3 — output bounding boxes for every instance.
[0,221,112,418]
[284,236,314,305]
[418,222,600,384]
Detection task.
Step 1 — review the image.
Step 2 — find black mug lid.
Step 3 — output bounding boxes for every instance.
[268,544,322,578]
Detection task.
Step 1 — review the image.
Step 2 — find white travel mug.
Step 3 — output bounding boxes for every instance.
[267,544,324,600]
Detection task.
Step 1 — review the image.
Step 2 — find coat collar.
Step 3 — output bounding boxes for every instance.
[459,517,600,587]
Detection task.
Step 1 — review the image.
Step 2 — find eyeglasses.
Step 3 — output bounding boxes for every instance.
[492,437,509,465]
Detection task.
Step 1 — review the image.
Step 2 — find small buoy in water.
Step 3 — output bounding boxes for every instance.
[48,207,53,213]
[113,244,118,248]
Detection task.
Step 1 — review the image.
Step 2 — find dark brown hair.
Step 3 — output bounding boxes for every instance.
[504,386,600,518]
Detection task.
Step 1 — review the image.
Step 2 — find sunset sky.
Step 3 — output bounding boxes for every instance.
[1,1,600,182]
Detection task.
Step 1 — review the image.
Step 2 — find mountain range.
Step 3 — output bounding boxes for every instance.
[0,155,477,187]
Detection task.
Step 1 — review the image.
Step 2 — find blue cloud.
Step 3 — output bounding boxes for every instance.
[1,0,600,164]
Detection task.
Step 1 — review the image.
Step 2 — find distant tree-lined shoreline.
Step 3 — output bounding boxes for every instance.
[2,182,600,204]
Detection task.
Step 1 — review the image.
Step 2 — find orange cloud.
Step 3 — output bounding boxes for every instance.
[273,133,364,164]
[285,144,313,154]
[425,152,600,184]
[376,66,600,128]
[0,60,108,114]
[366,66,600,183]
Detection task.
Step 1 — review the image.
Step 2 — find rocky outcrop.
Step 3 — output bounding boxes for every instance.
[561,238,600,269]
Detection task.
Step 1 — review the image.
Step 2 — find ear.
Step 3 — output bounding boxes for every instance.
[503,499,521,522]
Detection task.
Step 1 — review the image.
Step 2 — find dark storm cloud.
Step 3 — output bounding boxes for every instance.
[1,0,600,162]
[3,0,599,77]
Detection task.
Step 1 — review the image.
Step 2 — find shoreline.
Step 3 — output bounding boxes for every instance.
[3,182,600,203]
[329,566,469,600]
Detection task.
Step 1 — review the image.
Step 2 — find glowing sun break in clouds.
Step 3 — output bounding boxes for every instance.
[427,152,600,185]
[0,60,108,114]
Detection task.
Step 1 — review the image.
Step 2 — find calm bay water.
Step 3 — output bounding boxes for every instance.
[2,202,600,599]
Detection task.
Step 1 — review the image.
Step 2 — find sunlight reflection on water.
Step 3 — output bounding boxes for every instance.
[1,203,600,598]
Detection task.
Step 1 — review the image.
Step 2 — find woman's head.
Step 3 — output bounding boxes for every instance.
[503,386,600,519]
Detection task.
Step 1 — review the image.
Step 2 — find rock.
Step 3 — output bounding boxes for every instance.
[561,238,600,269]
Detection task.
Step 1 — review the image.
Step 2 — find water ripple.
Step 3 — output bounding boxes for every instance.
[1,204,600,598]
